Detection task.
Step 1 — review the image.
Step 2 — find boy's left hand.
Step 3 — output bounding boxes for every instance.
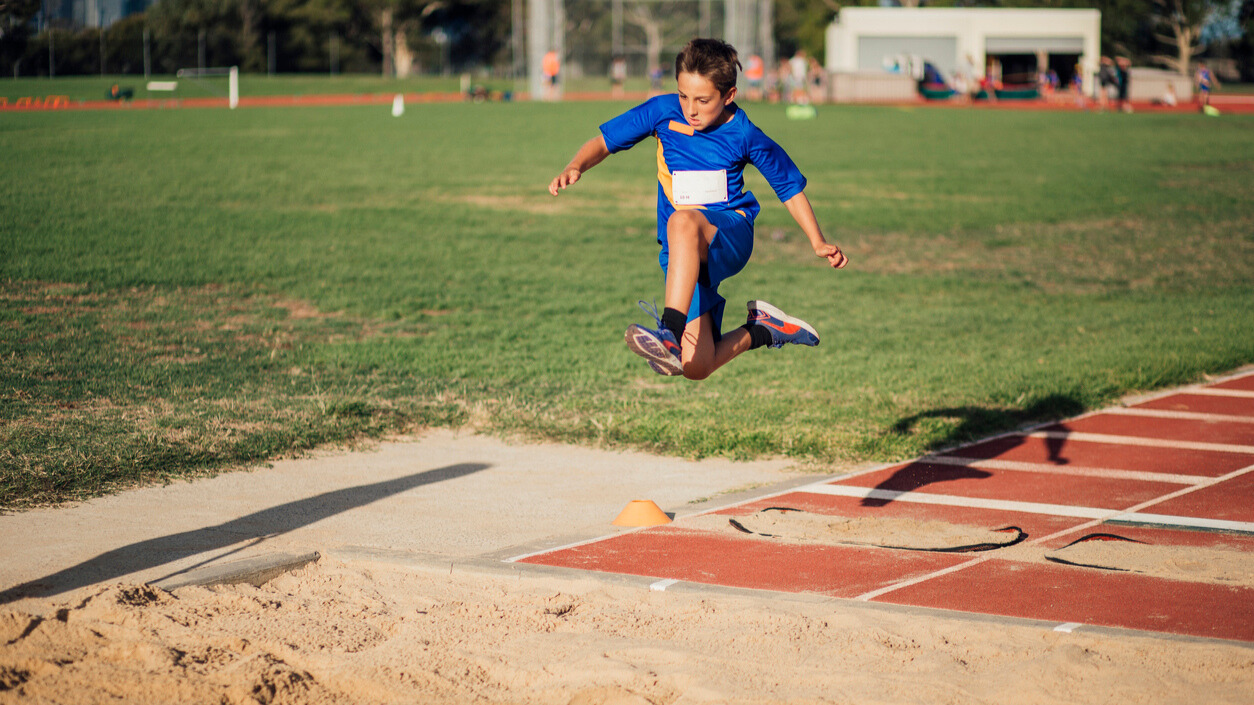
[815,243,848,269]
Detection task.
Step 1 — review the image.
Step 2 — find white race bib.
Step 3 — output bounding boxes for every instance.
[672,170,728,206]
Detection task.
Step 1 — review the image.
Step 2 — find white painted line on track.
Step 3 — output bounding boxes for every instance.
[1109,513,1254,534]
[802,484,1112,519]
[1026,431,1254,455]
[1054,622,1083,633]
[803,483,1254,534]
[852,462,1254,602]
[504,527,654,564]
[1108,407,1254,424]
[650,578,680,592]
[924,455,1206,486]
[1189,388,1254,399]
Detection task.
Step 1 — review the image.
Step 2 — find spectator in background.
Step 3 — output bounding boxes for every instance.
[649,64,665,95]
[745,54,765,101]
[1070,62,1087,109]
[789,50,809,104]
[1115,56,1132,113]
[1096,56,1116,111]
[1194,61,1217,109]
[807,56,826,104]
[773,58,790,103]
[543,50,561,100]
[611,55,627,98]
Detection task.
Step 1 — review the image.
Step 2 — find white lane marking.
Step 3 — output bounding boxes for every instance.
[1190,388,1254,399]
[1054,622,1083,633]
[650,578,680,592]
[505,527,653,564]
[803,483,1254,534]
[802,484,1112,519]
[851,462,1254,602]
[924,454,1206,486]
[1107,407,1254,424]
[1110,513,1254,534]
[1026,431,1254,455]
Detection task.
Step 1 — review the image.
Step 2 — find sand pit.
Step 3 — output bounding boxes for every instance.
[2,559,1251,705]
[688,509,1025,552]
[1041,536,1254,587]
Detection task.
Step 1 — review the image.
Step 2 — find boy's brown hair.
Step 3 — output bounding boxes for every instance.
[675,38,741,95]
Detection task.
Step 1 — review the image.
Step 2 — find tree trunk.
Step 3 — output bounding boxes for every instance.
[238,0,261,73]
[625,2,663,76]
[380,6,394,78]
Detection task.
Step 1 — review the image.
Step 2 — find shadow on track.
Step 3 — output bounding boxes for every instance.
[863,395,1084,507]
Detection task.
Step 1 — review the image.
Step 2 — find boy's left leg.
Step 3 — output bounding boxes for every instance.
[681,300,822,380]
[680,313,750,380]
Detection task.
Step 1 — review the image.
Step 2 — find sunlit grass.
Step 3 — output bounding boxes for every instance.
[2,101,1251,506]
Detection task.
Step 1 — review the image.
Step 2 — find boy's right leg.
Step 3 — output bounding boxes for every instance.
[622,210,719,375]
[663,210,719,327]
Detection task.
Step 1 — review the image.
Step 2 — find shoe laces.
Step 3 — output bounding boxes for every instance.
[637,300,665,329]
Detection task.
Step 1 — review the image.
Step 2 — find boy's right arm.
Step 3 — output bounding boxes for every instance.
[549,135,611,196]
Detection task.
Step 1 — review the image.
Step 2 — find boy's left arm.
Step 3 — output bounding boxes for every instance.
[783,192,848,269]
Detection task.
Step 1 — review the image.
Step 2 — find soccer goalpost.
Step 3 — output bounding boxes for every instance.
[173,66,240,109]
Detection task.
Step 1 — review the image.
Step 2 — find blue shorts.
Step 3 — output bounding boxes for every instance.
[657,208,755,339]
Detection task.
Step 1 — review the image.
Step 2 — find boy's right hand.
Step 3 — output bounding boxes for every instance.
[548,167,582,196]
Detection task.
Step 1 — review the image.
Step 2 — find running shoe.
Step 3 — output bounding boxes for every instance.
[746,300,820,348]
[625,301,684,376]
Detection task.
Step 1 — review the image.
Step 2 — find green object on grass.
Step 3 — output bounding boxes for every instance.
[786,104,817,120]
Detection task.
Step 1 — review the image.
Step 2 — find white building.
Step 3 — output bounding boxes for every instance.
[826,8,1101,90]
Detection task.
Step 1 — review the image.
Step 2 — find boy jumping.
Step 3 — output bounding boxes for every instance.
[548,38,848,379]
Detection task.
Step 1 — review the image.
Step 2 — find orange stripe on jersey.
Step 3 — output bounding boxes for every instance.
[667,120,695,136]
[655,137,702,211]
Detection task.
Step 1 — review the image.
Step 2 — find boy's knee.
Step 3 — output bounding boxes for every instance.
[682,361,713,381]
[666,211,704,241]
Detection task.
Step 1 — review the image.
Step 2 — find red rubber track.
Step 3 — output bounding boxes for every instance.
[521,371,1254,642]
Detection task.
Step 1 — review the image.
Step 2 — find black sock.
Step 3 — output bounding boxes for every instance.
[661,307,687,343]
[743,323,774,350]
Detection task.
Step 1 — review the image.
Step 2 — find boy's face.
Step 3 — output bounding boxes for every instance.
[677,71,736,131]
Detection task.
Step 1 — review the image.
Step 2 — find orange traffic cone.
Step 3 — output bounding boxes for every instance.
[612,500,672,527]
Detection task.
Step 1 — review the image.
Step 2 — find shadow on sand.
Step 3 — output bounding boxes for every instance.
[1,462,490,604]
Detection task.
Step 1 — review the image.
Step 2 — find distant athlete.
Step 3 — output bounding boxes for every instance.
[1195,61,1217,109]
[548,38,848,380]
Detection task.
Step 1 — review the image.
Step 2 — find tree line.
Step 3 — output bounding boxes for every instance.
[2,0,1252,79]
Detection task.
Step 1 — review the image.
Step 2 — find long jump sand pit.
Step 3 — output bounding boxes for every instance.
[3,556,1252,705]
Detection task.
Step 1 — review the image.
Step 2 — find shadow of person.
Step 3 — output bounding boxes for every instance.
[0,462,490,605]
[864,395,1085,506]
[860,462,994,507]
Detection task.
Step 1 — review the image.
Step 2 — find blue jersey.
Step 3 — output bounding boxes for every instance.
[599,94,807,243]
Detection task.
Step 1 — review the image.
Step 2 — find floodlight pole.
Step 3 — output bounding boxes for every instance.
[527,0,564,100]
[759,0,774,71]
[511,0,524,80]
[143,28,151,79]
[611,0,622,58]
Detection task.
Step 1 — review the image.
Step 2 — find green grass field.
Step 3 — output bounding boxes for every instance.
[2,98,1252,507]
